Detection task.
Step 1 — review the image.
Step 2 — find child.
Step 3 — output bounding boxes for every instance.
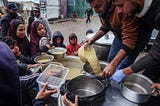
[86,29,94,35]
[51,31,66,48]
[1,37,40,105]
[7,19,31,57]
[30,21,50,56]
[66,33,81,56]
[1,37,38,75]
[72,11,77,22]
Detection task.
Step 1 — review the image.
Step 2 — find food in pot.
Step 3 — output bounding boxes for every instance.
[52,51,64,54]
[78,44,100,75]
[37,58,51,63]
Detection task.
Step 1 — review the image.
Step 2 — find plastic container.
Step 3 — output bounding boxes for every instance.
[37,64,69,97]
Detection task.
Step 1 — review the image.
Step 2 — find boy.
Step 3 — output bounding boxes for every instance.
[66,33,81,55]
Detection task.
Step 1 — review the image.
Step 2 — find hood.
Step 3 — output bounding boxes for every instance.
[68,33,78,45]
[136,0,153,17]
[52,31,64,44]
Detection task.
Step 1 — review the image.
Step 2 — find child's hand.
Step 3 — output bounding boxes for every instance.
[35,82,57,99]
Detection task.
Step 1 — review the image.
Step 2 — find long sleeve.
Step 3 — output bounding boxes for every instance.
[32,99,46,106]
[131,32,160,72]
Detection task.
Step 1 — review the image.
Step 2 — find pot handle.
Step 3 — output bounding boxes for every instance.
[66,92,76,103]
[150,88,160,96]
[60,80,69,95]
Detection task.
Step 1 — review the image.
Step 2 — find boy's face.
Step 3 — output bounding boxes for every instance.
[37,23,46,37]
[9,43,21,57]
[69,37,77,45]
[56,37,62,45]
[16,24,25,38]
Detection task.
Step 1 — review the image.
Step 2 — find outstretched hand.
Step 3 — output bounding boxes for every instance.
[35,83,57,99]
[63,93,78,106]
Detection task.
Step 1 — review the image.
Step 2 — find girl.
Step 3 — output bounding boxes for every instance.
[30,21,50,56]
[7,19,31,57]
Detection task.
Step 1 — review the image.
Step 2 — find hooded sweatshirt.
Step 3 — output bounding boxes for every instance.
[52,31,65,48]
[66,33,81,55]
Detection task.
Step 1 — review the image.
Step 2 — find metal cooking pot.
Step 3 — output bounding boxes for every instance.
[60,75,107,105]
[121,73,155,103]
[82,61,108,78]
[34,54,54,64]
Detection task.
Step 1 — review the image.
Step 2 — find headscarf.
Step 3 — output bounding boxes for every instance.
[7,19,31,57]
[52,31,65,48]
[30,21,47,56]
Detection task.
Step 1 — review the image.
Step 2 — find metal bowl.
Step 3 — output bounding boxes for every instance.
[34,55,54,64]
[48,47,66,60]
[121,73,154,103]
[83,61,108,78]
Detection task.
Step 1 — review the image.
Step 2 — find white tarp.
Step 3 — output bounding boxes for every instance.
[8,0,39,3]
[46,0,59,6]
[46,6,59,19]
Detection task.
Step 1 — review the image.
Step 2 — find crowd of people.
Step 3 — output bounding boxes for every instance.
[0,2,83,106]
[1,0,160,106]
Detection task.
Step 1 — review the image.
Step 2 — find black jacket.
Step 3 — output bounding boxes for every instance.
[0,12,18,38]
[0,41,21,106]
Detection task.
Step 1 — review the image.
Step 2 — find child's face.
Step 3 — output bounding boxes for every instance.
[16,24,25,38]
[37,23,46,37]
[9,43,21,57]
[69,37,77,45]
[56,37,62,45]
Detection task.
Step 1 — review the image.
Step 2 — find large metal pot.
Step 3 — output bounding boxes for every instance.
[121,73,154,103]
[82,61,108,78]
[60,75,107,105]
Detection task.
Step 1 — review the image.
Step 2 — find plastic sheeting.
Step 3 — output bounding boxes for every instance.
[67,0,91,18]
[60,0,67,18]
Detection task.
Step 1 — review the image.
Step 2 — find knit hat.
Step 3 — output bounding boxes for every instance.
[7,3,17,11]
[33,7,40,12]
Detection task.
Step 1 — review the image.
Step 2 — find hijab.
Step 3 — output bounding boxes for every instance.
[7,19,31,57]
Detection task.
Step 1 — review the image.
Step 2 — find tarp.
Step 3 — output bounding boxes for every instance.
[60,0,67,18]
[67,0,91,18]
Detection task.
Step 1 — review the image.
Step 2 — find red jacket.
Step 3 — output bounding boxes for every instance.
[66,34,81,55]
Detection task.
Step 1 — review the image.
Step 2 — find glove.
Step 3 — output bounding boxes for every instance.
[110,69,125,83]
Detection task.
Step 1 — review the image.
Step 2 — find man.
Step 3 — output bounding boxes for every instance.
[110,0,160,83]
[109,0,160,105]
[85,8,93,23]
[86,0,145,77]
[0,2,18,38]
[31,7,52,39]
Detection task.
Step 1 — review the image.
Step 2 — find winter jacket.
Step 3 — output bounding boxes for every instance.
[0,12,18,38]
[99,0,139,54]
[66,33,81,55]
[0,41,21,106]
[128,0,160,72]
[52,31,66,48]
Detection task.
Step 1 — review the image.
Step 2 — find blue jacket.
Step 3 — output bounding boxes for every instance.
[0,41,21,106]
